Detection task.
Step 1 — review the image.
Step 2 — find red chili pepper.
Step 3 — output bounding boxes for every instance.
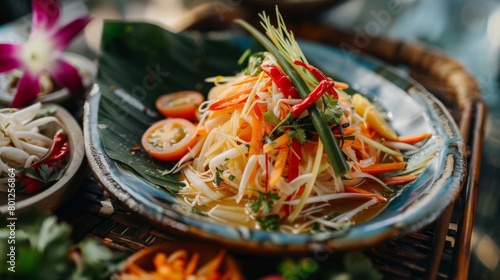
[261,64,300,99]
[290,80,333,118]
[281,139,302,216]
[31,130,68,169]
[22,177,45,195]
[294,60,338,98]
[288,139,302,181]
[264,152,269,192]
[20,129,70,194]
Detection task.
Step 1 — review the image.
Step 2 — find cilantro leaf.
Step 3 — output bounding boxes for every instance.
[247,199,261,214]
[276,252,382,280]
[214,168,224,186]
[263,110,280,126]
[323,95,343,125]
[256,214,280,231]
[287,127,307,144]
[278,258,319,279]
[25,164,68,185]
[343,252,382,280]
[0,211,124,280]
[247,191,280,215]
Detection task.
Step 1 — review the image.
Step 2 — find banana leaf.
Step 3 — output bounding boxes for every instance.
[96,21,255,193]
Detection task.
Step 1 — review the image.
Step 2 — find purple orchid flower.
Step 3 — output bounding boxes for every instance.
[0,0,91,108]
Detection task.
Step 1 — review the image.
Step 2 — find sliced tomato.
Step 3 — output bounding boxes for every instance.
[141,118,198,161]
[155,91,204,121]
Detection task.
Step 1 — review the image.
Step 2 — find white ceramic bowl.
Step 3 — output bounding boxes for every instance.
[0,104,85,214]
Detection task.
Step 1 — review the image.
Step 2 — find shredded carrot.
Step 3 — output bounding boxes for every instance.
[122,249,230,279]
[153,252,167,269]
[360,162,406,175]
[334,81,349,90]
[197,125,209,137]
[248,108,264,157]
[397,132,432,144]
[184,252,200,275]
[344,185,386,203]
[209,88,252,111]
[269,147,289,187]
[279,102,291,119]
[380,174,418,186]
[247,107,264,189]
[263,133,290,153]
[237,125,252,142]
[231,76,259,86]
[333,126,356,137]
[343,139,369,159]
[196,250,225,277]
[359,122,377,139]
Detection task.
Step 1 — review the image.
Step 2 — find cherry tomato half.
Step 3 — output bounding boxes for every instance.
[155,91,204,121]
[141,118,198,161]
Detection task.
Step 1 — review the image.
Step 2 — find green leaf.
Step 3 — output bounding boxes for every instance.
[343,252,382,280]
[256,214,280,231]
[97,22,247,197]
[247,198,262,214]
[25,164,68,185]
[279,258,319,280]
[71,239,123,280]
[0,212,125,280]
[263,110,280,126]
[39,164,54,183]
[247,191,280,215]
[214,167,224,186]
[287,127,307,144]
[25,167,44,182]
[324,95,343,125]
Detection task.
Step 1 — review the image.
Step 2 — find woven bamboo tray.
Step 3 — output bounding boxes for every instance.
[56,24,485,279]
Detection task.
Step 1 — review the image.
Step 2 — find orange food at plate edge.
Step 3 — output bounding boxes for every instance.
[120,246,242,280]
[155,91,204,121]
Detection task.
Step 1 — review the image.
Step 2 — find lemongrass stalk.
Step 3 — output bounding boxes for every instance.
[235,18,349,176]
[356,133,402,158]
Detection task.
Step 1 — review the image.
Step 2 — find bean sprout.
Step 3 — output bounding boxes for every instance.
[0,103,60,192]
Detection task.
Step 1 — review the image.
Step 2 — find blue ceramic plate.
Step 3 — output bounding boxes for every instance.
[84,22,465,253]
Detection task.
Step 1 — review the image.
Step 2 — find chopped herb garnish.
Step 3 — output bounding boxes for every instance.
[324,95,343,125]
[256,214,280,231]
[25,163,67,184]
[287,126,307,144]
[263,110,280,126]
[247,190,280,215]
[214,167,224,186]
